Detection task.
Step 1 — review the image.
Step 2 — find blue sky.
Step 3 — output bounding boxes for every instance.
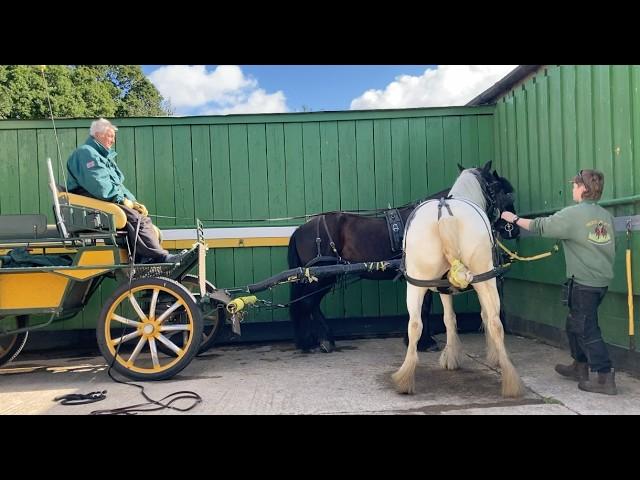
[141,65,517,116]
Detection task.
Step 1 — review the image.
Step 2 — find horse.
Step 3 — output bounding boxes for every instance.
[392,161,523,397]
[287,188,450,354]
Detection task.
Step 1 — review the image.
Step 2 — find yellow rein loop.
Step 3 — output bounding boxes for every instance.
[496,239,559,262]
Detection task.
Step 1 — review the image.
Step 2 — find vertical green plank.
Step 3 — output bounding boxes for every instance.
[460,115,479,169]
[408,117,427,201]
[191,125,214,222]
[390,118,411,315]
[515,87,530,214]
[355,120,379,318]
[493,102,505,171]
[266,124,289,319]
[0,130,19,214]
[478,115,494,169]
[611,65,633,216]
[525,82,541,213]
[338,121,361,318]
[548,66,565,209]
[302,122,322,215]
[505,95,518,195]
[561,66,577,207]
[134,127,157,218]
[228,125,253,317]
[426,117,445,193]
[36,129,58,221]
[211,125,234,291]
[172,126,195,227]
[153,126,175,228]
[632,67,640,199]
[391,118,411,206]
[356,118,379,318]
[593,66,614,201]
[373,119,396,317]
[17,130,39,214]
[498,100,509,176]
[115,127,137,199]
[247,124,271,322]
[442,116,461,186]
[576,65,595,170]
[536,73,553,212]
[283,123,305,217]
[319,121,342,319]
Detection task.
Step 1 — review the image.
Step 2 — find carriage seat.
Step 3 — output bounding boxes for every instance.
[57,191,162,242]
[58,191,127,229]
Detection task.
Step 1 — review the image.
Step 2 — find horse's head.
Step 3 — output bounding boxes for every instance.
[469,161,520,240]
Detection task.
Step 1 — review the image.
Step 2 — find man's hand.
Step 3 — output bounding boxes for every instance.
[501,211,518,223]
[122,198,134,209]
[133,202,149,216]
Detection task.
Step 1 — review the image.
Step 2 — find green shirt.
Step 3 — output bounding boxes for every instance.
[66,136,136,204]
[530,201,615,287]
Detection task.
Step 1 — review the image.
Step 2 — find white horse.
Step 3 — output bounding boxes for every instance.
[392,161,524,398]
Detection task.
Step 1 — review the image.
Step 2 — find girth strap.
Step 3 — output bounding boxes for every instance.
[384,208,405,253]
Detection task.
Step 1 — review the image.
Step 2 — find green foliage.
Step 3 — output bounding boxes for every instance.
[0,65,171,119]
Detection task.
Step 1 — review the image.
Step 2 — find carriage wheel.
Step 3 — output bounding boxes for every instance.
[0,316,29,368]
[180,274,224,354]
[96,277,203,381]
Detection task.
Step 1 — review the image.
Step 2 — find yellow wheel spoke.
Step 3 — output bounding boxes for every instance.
[156,300,183,324]
[149,338,160,368]
[112,330,142,346]
[156,333,184,355]
[128,337,148,364]
[111,313,141,327]
[128,294,148,321]
[148,288,159,319]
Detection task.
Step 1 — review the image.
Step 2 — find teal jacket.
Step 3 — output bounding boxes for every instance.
[66,136,136,204]
[530,201,616,287]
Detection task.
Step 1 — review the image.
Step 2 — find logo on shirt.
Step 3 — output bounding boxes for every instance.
[86,160,96,168]
[586,220,612,244]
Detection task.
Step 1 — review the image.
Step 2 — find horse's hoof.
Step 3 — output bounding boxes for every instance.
[419,341,440,352]
[319,340,334,353]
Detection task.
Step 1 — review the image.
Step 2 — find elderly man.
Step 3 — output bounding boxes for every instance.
[66,118,181,264]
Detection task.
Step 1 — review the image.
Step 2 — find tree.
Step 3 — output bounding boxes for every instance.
[0,65,172,119]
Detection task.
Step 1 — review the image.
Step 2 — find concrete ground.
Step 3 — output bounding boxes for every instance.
[1,333,639,415]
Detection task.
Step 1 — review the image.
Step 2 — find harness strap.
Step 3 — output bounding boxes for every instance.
[403,264,511,288]
[308,215,345,267]
[437,196,454,220]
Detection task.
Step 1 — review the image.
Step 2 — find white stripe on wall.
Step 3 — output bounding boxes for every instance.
[160,226,298,241]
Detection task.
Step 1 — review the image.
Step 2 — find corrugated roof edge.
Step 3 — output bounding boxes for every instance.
[466,65,546,106]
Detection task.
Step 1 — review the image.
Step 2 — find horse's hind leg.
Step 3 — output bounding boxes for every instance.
[473,281,524,398]
[392,284,428,394]
[312,304,335,353]
[438,293,464,370]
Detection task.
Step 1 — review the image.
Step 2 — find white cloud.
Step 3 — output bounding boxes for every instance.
[147,65,288,115]
[350,65,518,110]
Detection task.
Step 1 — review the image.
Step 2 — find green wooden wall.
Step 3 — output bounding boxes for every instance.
[0,106,494,331]
[493,65,640,350]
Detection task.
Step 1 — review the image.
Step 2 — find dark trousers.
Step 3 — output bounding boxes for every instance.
[119,205,168,262]
[565,279,611,373]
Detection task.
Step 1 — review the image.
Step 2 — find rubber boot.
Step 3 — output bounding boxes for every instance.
[555,360,589,381]
[578,370,617,395]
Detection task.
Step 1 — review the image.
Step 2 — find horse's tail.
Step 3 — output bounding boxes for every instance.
[287,228,310,348]
[287,227,302,269]
[437,216,473,289]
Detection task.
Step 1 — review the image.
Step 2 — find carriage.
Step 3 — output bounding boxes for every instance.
[1,158,522,386]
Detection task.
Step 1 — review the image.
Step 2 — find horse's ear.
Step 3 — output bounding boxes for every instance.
[482,160,492,173]
[493,170,500,180]
[457,163,465,173]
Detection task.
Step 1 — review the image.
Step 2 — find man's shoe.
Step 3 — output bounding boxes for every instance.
[578,370,617,395]
[163,253,184,264]
[555,360,589,381]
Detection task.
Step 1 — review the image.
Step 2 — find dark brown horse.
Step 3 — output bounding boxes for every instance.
[287,162,520,353]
